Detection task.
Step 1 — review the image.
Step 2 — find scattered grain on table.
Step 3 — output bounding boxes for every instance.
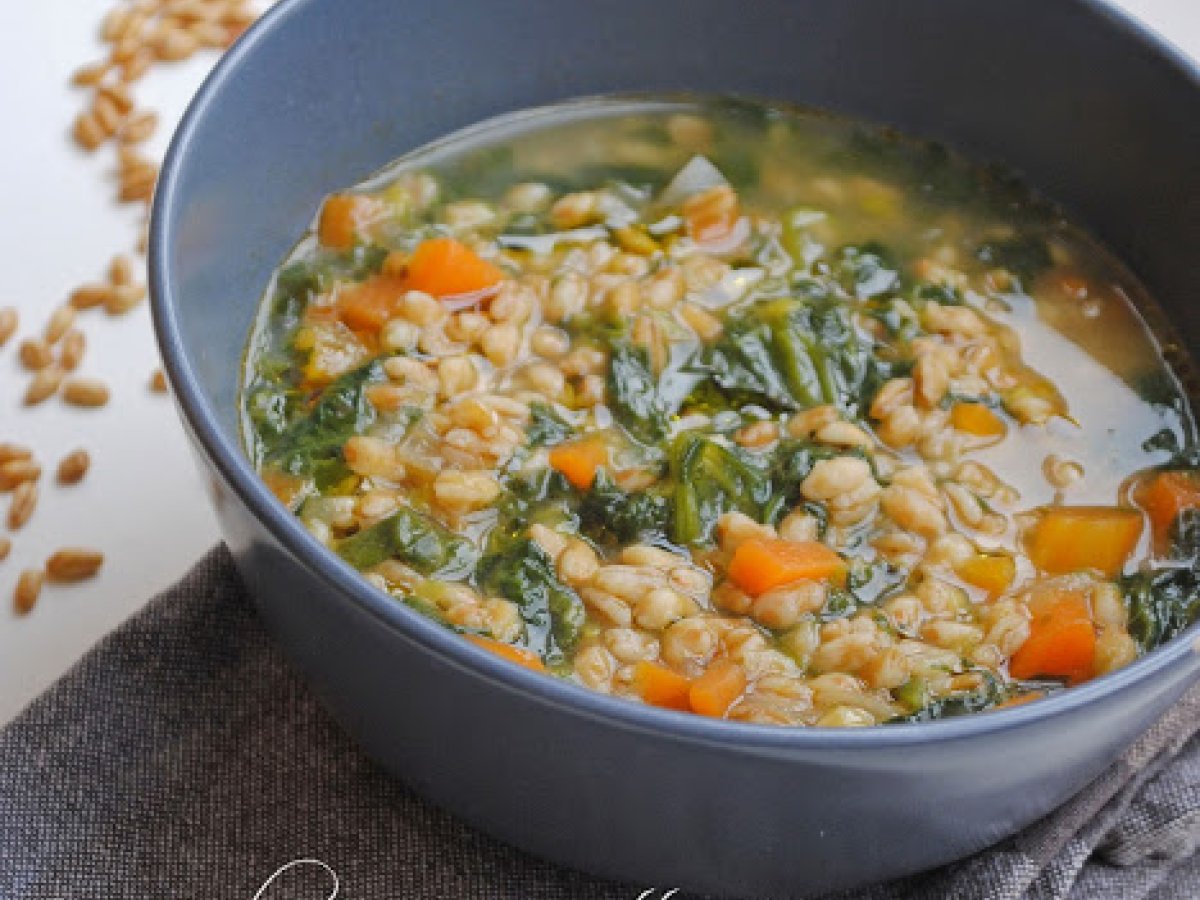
[14,570,43,615]
[56,450,91,486]
[46,548,105,583]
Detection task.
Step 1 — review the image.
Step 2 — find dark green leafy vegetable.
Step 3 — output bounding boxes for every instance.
[699,295,875,417]
[913,282,963,306]
[833,243,899,299]
[894,671,1008,722]
[975,235,1052,285]
[670,432,771,545]
[579,470,673,546]
[526,402,574,447]
[607,340,672,444]
[1121,564,1200,651]
[336,505,475,576]
[1141,428,1200,470]
[266,360,385,479]
[477,537,586,660]
[762,439,837,524]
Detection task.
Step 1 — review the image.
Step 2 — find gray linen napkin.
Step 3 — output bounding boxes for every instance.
[1,545,1198,900]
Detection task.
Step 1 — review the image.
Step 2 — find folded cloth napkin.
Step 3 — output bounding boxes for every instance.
[1,546,1198,900]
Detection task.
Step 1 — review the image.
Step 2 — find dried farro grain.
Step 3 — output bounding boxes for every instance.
[24,365,65,406]
[46,548,105,582]
[19,338,54,370]
[8,481,38,530]
[56,449,91,486]
[45,305,76,344]
[0,307,17,346]
[62,377,111,408]
[60,328,86,370]
[14,570,43,615]
[70,283,115,310]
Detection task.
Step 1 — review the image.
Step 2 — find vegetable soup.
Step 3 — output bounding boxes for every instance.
[241,97,1200,726]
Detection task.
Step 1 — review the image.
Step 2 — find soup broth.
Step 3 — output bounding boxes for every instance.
[241,97,1200,726]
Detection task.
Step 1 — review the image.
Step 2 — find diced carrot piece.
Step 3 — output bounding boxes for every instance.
[950,402,1007,438]
[955,553,1016,596]
[1135,470,1200,553]
[398,237,504,298]
[994,691,1045,710]
[335,274,407,332]
[682,185,740,245]
[633,661,692,711]
[688,659,747,718]
[1025,506,1143,578]
[318,193,381,250]
[548,437,609,491]
[466,635,546,673]
[1009,589,1095,684]
[726,538,847,597]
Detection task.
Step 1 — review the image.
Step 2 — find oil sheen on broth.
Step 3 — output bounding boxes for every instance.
[241,97,1200,727]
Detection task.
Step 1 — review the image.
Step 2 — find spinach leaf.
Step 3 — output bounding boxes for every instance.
[607,340,671,444]
[761,439,839,524]
[477,538,586,661]
[975,235,1052,285]
[670,432,771,545]
[1141,429,1200,470]
[337,505,475,577]
[266,360,385,478]
[526,402,574,448]
[1121,564,1200,651]
[894,671,1008,723]
[579,470,673,546]
[834,243,900,299]
[699,295,875,417]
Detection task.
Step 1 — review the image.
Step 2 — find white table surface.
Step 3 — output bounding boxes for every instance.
[0,0,1197,725]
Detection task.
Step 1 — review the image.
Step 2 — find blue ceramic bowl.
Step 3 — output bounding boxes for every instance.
[150,1,1200,896]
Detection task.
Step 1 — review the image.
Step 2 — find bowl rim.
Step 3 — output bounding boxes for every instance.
[150,0,1200,749]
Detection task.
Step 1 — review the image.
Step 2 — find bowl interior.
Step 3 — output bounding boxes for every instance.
[152,0,1200,734]
[158,0,1200,443]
